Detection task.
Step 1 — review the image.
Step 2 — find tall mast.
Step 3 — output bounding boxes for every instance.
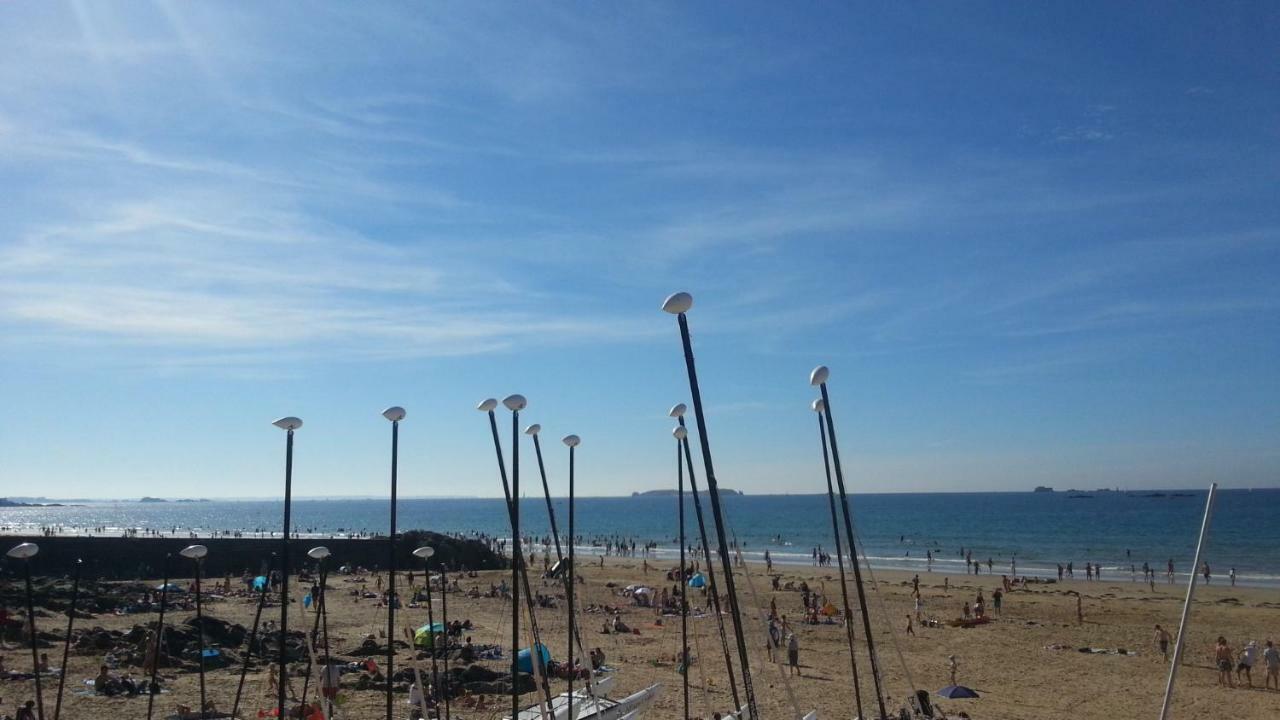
[671,405,742,712]
[814,368,887,719]
[1159,483,1218,720]
[813,399,865,718]
[664,293,758,719]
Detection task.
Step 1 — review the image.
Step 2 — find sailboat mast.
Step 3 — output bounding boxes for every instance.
[675,412,742,712]
[1159,483,1218,720]
[678,436,690,720]
[671,304,759,720]
[815,402,865,718]
[817,376,887,720]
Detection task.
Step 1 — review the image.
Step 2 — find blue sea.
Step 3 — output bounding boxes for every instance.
[3,490,1278,586]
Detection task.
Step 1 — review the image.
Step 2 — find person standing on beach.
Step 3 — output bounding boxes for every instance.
[1167,559,1175,584]
[1263,640,1280,690]
[1237,640,1258,687]
[1154,625,1172,662]
[1215,637,1235,687]
[786,629,801,676]
[1057,563,1064,581]
[948,655,958,685]
[905,614,915,637]
[1229,567,1236,586]
[1202,561,1211,585]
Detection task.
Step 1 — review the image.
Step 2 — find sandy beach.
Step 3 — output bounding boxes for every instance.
[6,553,1279,720]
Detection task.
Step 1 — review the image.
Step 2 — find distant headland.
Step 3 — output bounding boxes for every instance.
[139,497,211,503]
[632,488,744,497]
[0,498,66,507]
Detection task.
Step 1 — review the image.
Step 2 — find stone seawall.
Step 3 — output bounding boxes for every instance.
[0,530,506,582]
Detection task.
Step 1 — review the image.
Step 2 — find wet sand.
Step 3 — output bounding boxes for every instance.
[10,556,1280,720]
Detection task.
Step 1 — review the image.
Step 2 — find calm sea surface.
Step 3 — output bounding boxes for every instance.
[4,490,1278,586]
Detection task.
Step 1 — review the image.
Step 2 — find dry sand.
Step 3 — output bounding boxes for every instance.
[10,556,1280,720]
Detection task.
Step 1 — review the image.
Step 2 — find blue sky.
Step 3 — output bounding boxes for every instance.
[1,2,1277,499]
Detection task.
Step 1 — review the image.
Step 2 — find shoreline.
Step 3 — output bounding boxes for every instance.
[4,526,1277,589]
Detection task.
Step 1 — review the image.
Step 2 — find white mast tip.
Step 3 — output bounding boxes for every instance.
[272,416,303,431]
[477,398,498,412]
[809,366,830,386]
[524,424,541,436]
[672,426,687,440]
[562,434,581,447]
[382,406,406,422]
[661,292,693,314]
[6,542,38,559]
[502,394,527,411]
[667,403,687,418]
[811,398,825,412]
[413,546,435,559]
[307,546,331,560]
[179,544,208,559]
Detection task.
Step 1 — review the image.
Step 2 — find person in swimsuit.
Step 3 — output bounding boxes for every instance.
[1263,640,1280,690]
[1215,636,1234,687]
[1154,625,1171,662]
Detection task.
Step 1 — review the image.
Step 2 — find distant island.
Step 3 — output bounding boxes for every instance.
[632,488,744,497]
[139,497,210,503]
[1033,486,1054,493]
[0,498,65,507]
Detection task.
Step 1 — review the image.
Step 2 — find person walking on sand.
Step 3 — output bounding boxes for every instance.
[1154,625,1172,662]
[1215,636,1234,688]
[948,655,958,685]
[1202,561,1211,585]
[1263,640,1280,690]
[905,614,915,637]
[786,629,801,676]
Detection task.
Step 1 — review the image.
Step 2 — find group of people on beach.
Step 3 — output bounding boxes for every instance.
[1210,636,1280,690]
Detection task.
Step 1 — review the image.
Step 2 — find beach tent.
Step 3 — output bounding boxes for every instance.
[155,583,184,593]
[687,573,707,589]
[937,685,979,699]
[516,643,552,673]
[819,602,839,617]
[253,576,268,591]
[413,622,445,649]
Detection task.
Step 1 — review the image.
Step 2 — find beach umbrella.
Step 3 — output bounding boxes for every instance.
[517,644,553,674]
[687,573,707,589]
[413,623,447,648]
[937,685,979,699]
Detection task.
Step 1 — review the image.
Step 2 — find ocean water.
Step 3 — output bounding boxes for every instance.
[4,490,1278,586]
